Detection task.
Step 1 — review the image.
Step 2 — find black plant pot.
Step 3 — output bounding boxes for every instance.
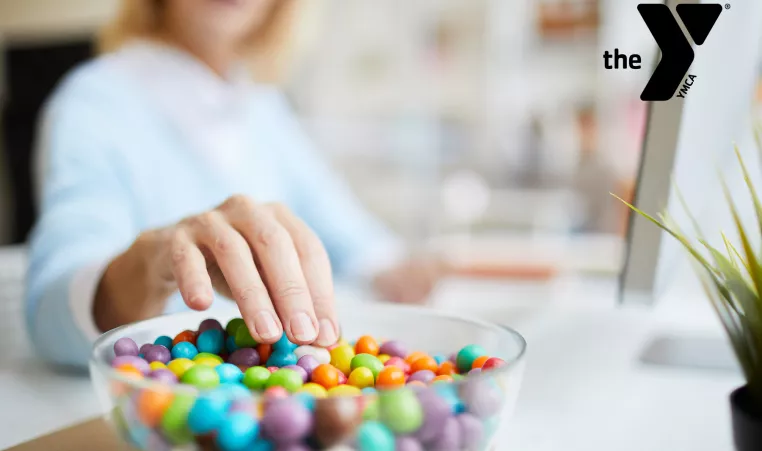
[731,385,762,451]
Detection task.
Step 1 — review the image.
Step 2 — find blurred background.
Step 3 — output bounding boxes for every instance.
[0,0,656,283]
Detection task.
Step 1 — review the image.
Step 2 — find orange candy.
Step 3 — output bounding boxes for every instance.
[354,336,380,356]
[471,356,490,370]
[410,356,438,374]
[172,330,197,346]
[432,375,454,383]
[407,381,427,388]
[376,366,406,389]
[311,364,341,389]
[405,352,427,366]
[116,364,144,380]
[257,344,272,364]
[137,388,174,426]
[437,361,458,376]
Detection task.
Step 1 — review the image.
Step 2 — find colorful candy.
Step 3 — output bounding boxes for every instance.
[108,316,512,450]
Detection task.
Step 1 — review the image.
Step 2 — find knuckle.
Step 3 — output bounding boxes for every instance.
[169,230,190,264]
[255,223,289,248]
[214,230,241,255]
[224,194,254,212]
[267,202,290,216]
[297,233,328,261]
[274,280,309,301]
[233,284,268,304]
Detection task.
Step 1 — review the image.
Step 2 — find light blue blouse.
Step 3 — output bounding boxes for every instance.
[26,43,400,367]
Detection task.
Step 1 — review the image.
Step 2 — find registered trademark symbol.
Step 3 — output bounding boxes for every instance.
[725,3,731,9]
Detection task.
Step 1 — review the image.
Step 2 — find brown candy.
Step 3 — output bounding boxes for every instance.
[313,397,363,447]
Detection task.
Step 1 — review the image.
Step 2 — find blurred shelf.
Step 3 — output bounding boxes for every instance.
[0,0,116,43]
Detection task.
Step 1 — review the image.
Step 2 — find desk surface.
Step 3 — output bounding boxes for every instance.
[0,248,743,450]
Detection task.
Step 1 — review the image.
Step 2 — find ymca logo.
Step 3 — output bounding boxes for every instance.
[603,3,724,101]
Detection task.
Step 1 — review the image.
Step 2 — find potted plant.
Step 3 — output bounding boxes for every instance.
[615,147,762,451]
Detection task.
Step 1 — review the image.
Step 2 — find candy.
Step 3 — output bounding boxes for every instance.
[433,375,454,383]
[433,354,446,365]
[243,366,271,391]
[413,388,450,443]
[235,326,258,348]
[216,363,244,384]
[160,392,196,445]
[197,329,225,354]
[167,358,195,378]
[459,378,503,418]
[114,337,139,357]
[264,386,290,401]
[410,356,438,374]
[350,354,384,380]
[267,350,298,367]
[379,340,408,359]
[296,355,319,378]
[228,348,261,367]
[337,371,348,385]
[261,398,313,445]
[116,364,143,380]
[313,397,362,448]
[193,352,224,367]
[378,354,391,364]
[348,367,375,389]
[198,318,224,335]
[257,344,273,364]
[376,367,405,389]
[298,382,328,398]
[283,365,309,383]
[396,436,424,451]
[433,383,465,415]
[354,336,379,356]
[311,364,341,389]
[187,391,230,434]
[172,330,197,346]
[405,352,427,366]
[294,345,331,365]
[456,344,487,373]
[216,412,259,451]
[149,369,178,385]
[378,389,423,434]
[384,357,409,373]
[226,318,246,337]
[181,364,220,390]
[469,368,482,376]
[137,388,174,426]
[266,368,304,393]
[273,334,298,353]
[144,345,171,364]
[428,416,461,450]
[437,361,458,376]
[408,370,436,385]
[482,357,506,371]
[171,342,198,360]
[330,345,355,376]
[328,385,362,397]
[226,336,239,353]
[357,421,395,451]
[471,355,490,370]
[457,412,485,448]
[154,336,174,350]
[112,355,150,375]
[139,343,153,355]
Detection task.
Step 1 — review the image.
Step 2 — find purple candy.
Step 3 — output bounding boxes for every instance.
[261,399,313,445]
[283,365,309,383]
[469,368,482,376]
[144,345,171,364]
[276,445,311,451]
[198,318,224,335]
[228,348,261,367]
[457,413,484,448]
[429,416,462,450]
[459,379,503,418]
[448,353,457,364]
[112,355,151,375]
[414,389,452,443]
[114,338,139,357]
[230,399,257,416]
[148,369,178,385]
[139,343,154,355]
[396,437,424,451]
[379,340,408,358]
[408,370,436,384]
[296,355,319,377]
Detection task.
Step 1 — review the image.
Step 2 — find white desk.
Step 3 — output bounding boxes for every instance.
[0,248,743,450]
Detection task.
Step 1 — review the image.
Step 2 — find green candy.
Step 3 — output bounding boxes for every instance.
[242,366,271,390]
[378,389,423,434]
[180,364,220,390]
[226,318,246,337]
[161,392,196,445]
[362,397,379,421]
[357,421,395,451]
[350,354,385,379]
[456,344,487,373]
[193,352,223,363]
[265,368,303,393]
[234,325,258,348]
[452,373,465,381]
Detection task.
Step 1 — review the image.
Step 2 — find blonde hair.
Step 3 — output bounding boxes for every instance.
[98,0,298,83]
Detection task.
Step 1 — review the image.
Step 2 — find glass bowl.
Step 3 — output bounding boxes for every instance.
[90,303,526,450]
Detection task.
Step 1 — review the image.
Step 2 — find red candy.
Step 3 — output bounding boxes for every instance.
[482,357,506,371]
[172,330,197,346]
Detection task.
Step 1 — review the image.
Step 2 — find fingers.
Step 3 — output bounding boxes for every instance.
[270,204,338,347]
[169,228,214,310]
[222,197,319,345]
[185,210,283,344]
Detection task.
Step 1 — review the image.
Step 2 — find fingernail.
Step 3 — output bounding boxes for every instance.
[316,318,338,346]
[254,311,280,340]
[291,312,317,342]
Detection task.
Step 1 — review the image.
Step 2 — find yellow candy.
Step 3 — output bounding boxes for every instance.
[328,385,362,397]
[348,367,375,389]
[149,361,167,371]
[378,354,391,364]
[167,358,195,377]
[330,345,355,375]
[298,383,328,398]
[193,357,222,367]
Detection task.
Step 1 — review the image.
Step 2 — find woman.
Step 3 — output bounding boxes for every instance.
[27,0,439,367]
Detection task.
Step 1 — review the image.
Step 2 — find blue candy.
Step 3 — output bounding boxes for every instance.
[171,342,198,360]
[226,335,239,353]
[434,383,465,414]
[266,350,297,367]
[433,354,446,365]
[154,335,174,350]
[272,334,298,352]
[357,421,395,451]
[218,383,252,401]
[216,413,259,451]
[197,329,225,354]
[187,392,231,434]
[250,439,274,451]
[216,363,244,385]
[294,392,316,411]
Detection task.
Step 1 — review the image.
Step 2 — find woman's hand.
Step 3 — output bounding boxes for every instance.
[94,195,339,346]
[372,257,446,304]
